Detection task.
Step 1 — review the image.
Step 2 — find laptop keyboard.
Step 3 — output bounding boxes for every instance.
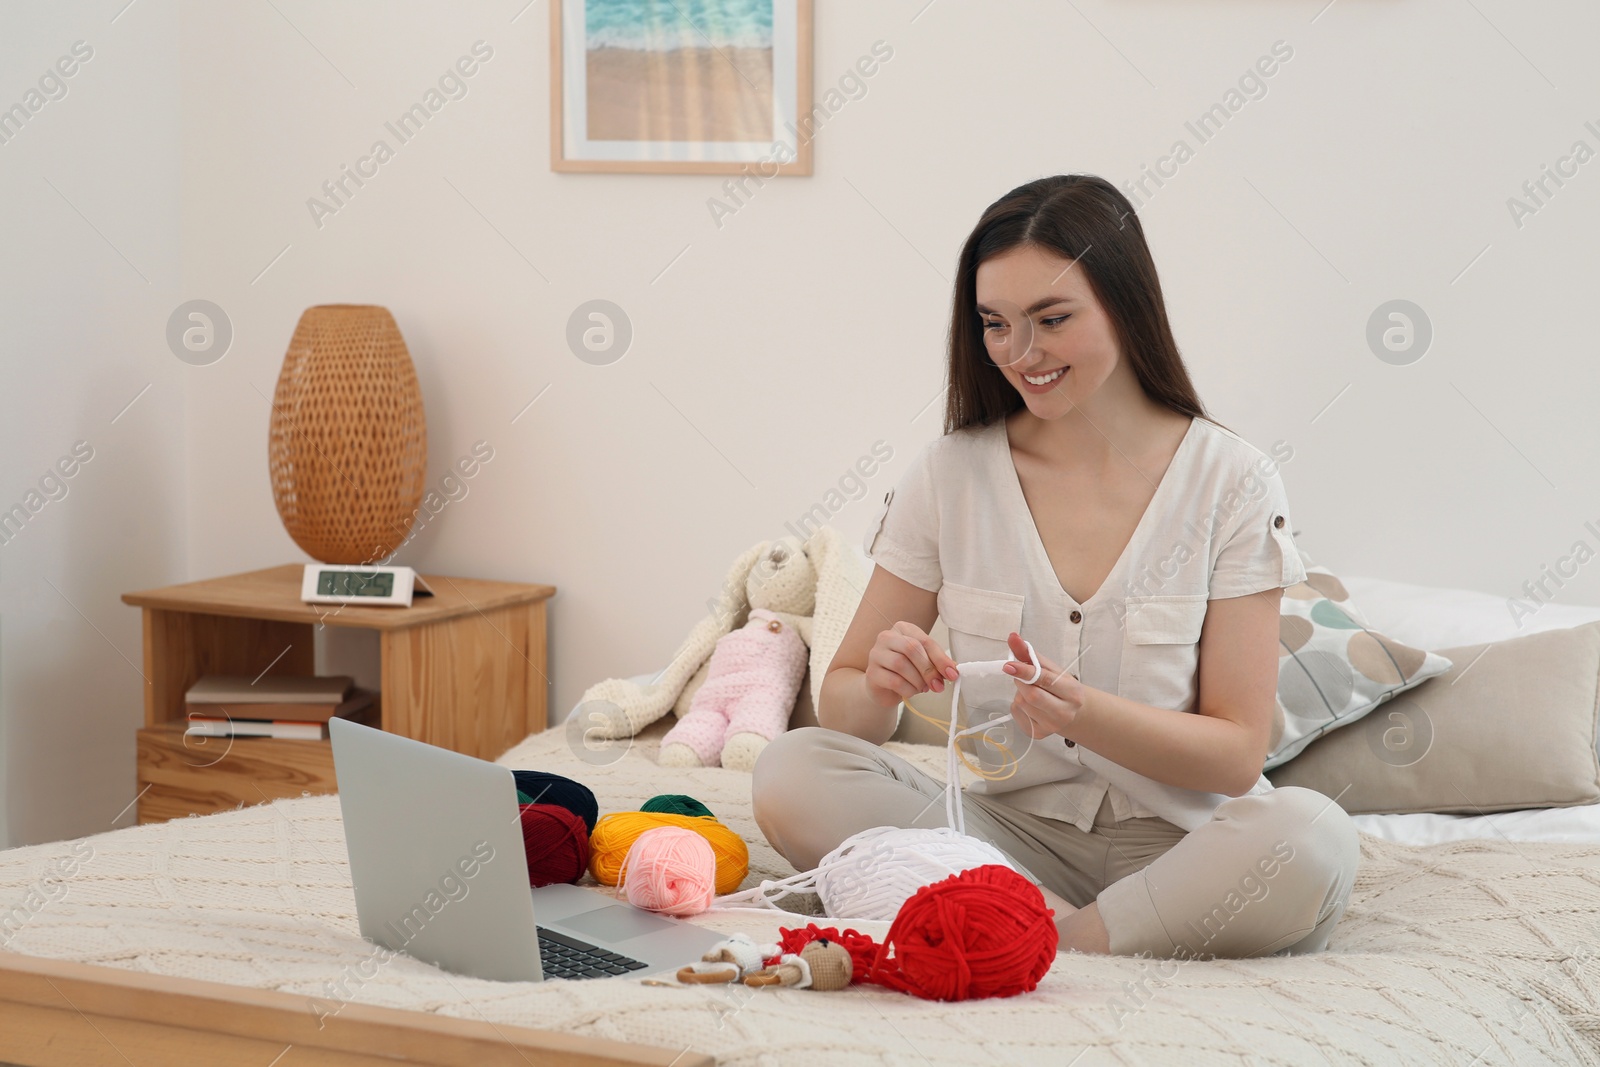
[537,926,650,980]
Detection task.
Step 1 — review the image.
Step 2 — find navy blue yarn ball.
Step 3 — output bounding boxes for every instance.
[510,770,598,833]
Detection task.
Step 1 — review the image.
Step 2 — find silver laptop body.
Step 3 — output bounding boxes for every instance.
[330,717,724,982]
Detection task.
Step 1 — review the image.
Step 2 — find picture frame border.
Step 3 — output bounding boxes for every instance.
[550,0,814,175]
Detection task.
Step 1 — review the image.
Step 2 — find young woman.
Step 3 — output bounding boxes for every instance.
[752,174,1359,959]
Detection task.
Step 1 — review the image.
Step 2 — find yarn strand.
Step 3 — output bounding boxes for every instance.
[945,639,1040,835]
[714,643,1044,921]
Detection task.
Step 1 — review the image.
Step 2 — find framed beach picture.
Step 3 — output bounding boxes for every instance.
[551,0,813,174]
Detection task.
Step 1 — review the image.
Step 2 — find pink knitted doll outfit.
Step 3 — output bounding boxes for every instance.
[661,609,808,767]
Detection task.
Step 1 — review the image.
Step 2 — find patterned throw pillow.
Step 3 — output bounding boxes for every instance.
[1265,556,1453,770]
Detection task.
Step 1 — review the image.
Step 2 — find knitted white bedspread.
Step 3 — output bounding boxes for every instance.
[3,721,1599,1067]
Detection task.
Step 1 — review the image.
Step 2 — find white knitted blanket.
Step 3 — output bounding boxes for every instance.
[3,721,1599,1066]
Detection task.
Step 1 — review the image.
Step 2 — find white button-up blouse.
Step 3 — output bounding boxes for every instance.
[864,415,1308,833]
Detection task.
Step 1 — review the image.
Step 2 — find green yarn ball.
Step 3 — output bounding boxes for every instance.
[516,789,535,805]
[641,794,714,819]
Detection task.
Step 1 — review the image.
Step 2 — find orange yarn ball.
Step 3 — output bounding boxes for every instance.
[589,811,748,895]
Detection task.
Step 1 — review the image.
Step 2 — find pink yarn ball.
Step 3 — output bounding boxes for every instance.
[620,826,718,916]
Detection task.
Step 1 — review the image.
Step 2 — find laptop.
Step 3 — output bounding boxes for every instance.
[330,717,725,982]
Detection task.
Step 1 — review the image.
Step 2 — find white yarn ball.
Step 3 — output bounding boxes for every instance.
[715,824,1020,920]
[813,826,1017,921]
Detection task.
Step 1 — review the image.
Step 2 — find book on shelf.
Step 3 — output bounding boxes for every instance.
[185,719,325,740]
[184,673,357,724]
[187,673,353,703]
[184,689,376,740]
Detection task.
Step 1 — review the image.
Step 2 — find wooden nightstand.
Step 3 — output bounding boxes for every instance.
[122,565,555,824]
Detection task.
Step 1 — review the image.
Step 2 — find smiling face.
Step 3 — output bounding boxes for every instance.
[974,243,1127,418]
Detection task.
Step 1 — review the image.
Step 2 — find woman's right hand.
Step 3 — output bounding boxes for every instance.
[864,622,960,707]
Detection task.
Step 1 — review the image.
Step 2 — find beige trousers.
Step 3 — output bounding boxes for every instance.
[752,727,1361,959]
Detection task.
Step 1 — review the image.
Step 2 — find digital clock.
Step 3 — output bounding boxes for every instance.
[300,564,429,607]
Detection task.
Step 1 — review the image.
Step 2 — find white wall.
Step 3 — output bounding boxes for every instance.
[5,0,1599,845]
[0,1,186,848]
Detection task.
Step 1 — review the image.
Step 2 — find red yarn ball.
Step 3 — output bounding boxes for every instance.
[868,864,1058,1001]
[519,802,590,887]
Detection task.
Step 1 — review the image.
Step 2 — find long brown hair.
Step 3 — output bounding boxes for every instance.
[944,174,1216,436]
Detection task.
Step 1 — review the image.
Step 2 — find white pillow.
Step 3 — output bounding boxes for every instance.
[1343,573,1600,649]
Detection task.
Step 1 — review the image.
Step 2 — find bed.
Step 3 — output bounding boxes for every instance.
[3,573,1600,1066]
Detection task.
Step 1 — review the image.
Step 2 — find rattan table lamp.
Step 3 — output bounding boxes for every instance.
[268,305,427,564]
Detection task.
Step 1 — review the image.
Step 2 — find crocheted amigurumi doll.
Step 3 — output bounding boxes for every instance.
[743,939,854,990]
[676,935,853,991]
[675,933,776,984]
[659,608,808,770]
[576,526,864,768]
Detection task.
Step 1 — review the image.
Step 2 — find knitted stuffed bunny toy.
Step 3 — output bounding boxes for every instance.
[575,526,864,763]
[658,608,808,770]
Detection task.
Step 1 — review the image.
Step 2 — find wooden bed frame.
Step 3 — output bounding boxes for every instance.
[0,952,712,1067]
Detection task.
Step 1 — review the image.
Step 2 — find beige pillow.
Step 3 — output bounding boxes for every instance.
[1268,621,1600,814]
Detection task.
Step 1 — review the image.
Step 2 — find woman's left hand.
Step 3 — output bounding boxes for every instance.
[1003,632,1087,742]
